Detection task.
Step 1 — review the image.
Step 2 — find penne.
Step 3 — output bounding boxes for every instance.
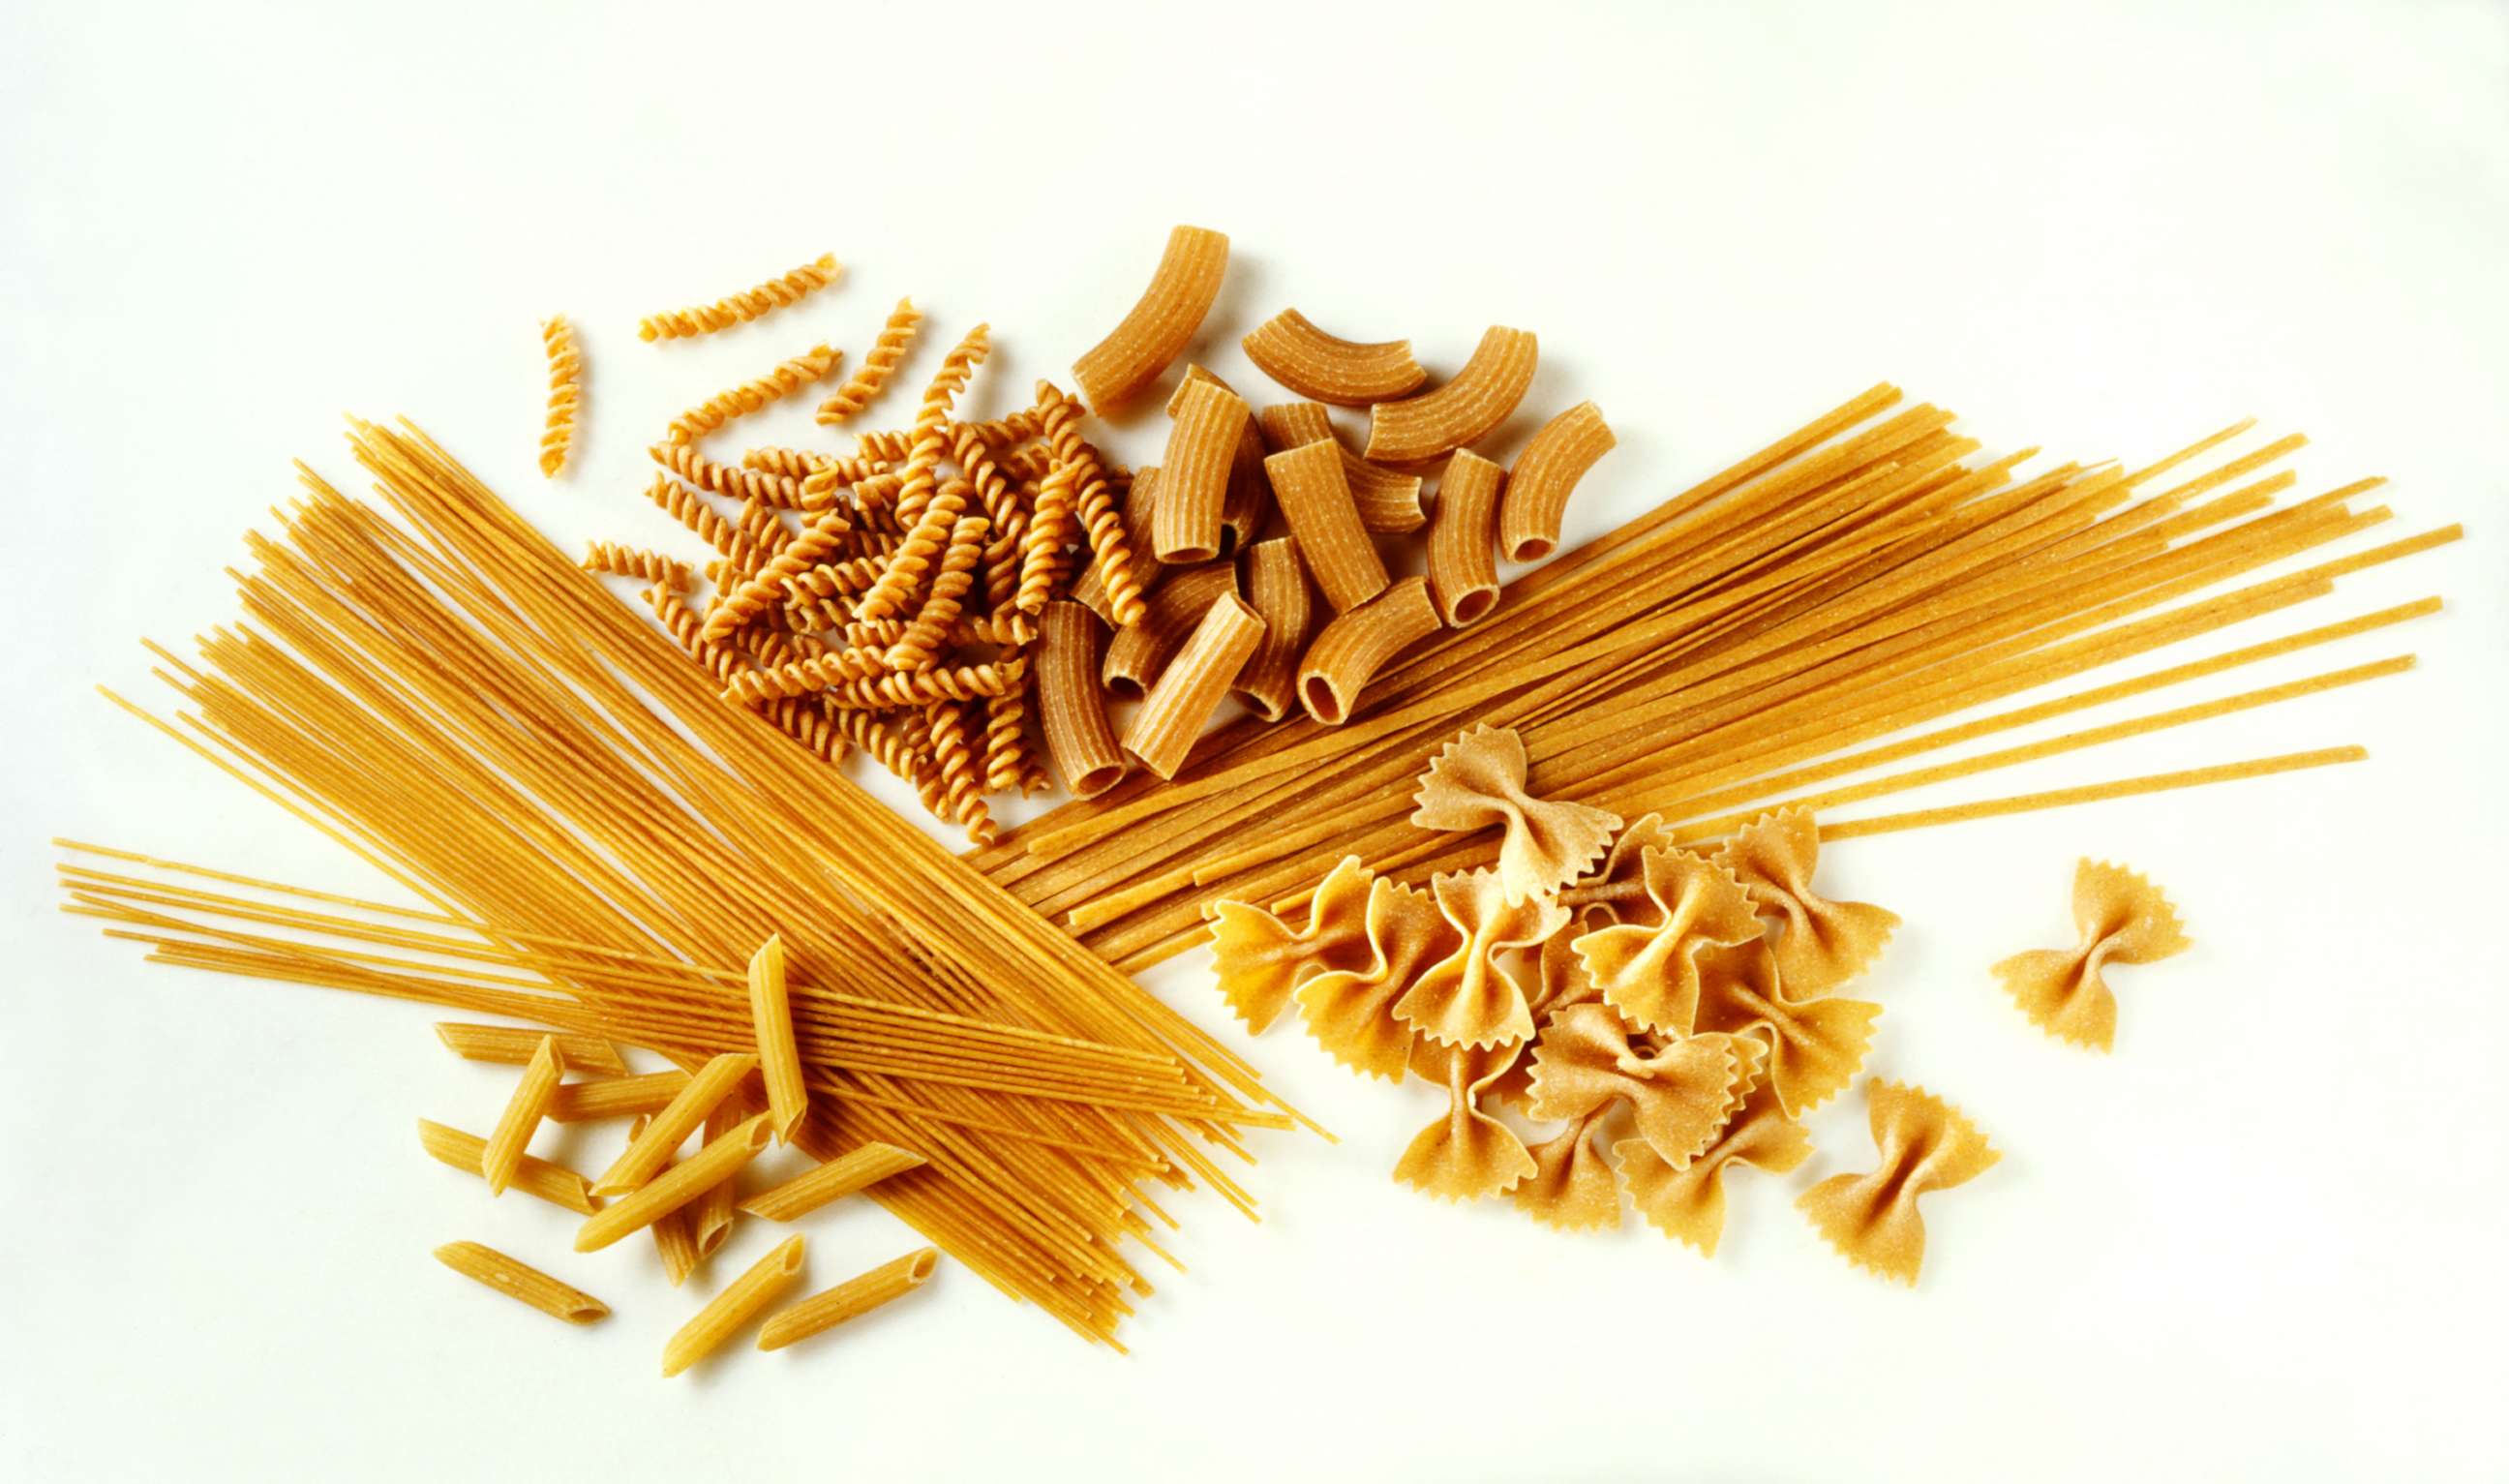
[578,1113,775,1253]
[1428,450,1506,626]
[693,1084,759,1262]
[1297,576,1442,725]
[435,1022,626,1076]
[1242,308,1428,408]
[1124,593,1267,778]
[1036,601,1129,799]
[747,936,807,1141]
[738,1141,928,1223]
[757,1248,940,1353]
[415,1118,599,1215]
[1255,401,1426,533]
[1262,440,1389,614]
[548,1070,689,1123]
[481,1035,564,1196]
[1499,401,1616,560]
[626,1113,702,1287]
[1102,564,1238,700]
[663,1234,806,1377]
[1152,378,1251,563]
[593,1053,760,1196]
[1364,325,1538,464]
[1070,225,1229,410]
[434,1241,610,1325]
[1233,538,1316,722]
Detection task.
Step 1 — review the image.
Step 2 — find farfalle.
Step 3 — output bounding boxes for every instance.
[1525,1003,1760,1170]
[1510,1108,1622,1232]
[1410,723,1622,906]
[1992,859,2190,1050]
[1393,869,1568,1048]
[1486,905,1609,1111]
[1294,876,1461,1082]
[1571,846,1764,1035]
[1713,806,1899,996]
[1557,811,1678,924]
[1393,1039,1535,1201]
[1619,1074,1811,1256]
[1692,939,1879,1117]
[1798,1079,2000,1285]
[1208,856,1378,1033]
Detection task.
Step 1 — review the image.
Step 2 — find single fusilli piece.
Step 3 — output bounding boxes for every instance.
[806,658,1024,711]
[833,707,930,790]
[667,343,843,446]
[580,542,692,593]
[649,442,807,508]
[639,254,841,342]
[643,472,767,572]
[1015,454,1080,615]
[950,421,1028,613]
[923,698,995,844]
[742,445,832,478]
[647,584,751,686]
[1037,382,1142,625]
[538,316,582,478]
[735,496,793,560]
[885,515,989,672]
[702,505,854,642]
[981,682,1029,793]
[767,695,848,764]
[720,648,895,707]
[817,296,922,424]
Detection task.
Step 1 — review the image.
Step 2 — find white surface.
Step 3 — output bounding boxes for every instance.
[3,2,2505,1479]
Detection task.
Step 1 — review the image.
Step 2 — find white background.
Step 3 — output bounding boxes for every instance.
[4,2,2504,1479]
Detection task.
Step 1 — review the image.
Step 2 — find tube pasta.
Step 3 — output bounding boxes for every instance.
[1036,601,1128,799]
[1296,576,1440,725]
[1427,450,1504,625]
[433,1241,610,1325]
[1364,325,1538,464]
[537,316,581,478]
[639,253,840,341]
[758,1248,939,1353]
[1070,225,1228,410]
[745,936,808,1140]
[738,1141,928,1223]
[1124,593,1267,779]
[481,1035,564,1196]
[1263,439,1388,614]
[1256,401,1426,533]
[549,1070,690,1123]
[667,343,843,445]
[818,296,922,424]
[628,1114,702,1286]
[1102,564,1237,700]
[1152,378,1250,562]
[1241,308,1428,407]
[415,1119,599,1215]
[435,1022,627,1075]
[1232,538,1315,722]
[1167,366,1270,553]
[662,1234,806,1377]
[1499,401,1616,560]
[578,1113,775,1253]
[593,1052,760,1195]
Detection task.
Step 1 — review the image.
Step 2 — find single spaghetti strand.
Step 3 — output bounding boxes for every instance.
[818,296,922,424]
[639,253,841,341]
[537,316,581,478]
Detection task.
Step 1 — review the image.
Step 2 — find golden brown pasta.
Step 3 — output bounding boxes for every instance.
[1510,1109,1621,1232]
[1102,563,1236,700]
[643,471,761,568]
[738,1141,927,1223]
[481,1035,564,1196]
[1711,807,1900,997]
[1231,538,1315,722]
[667,343,843,445]
[757,1247,939,1352]
[1295,575,1440,725]
[434,1022,627,1076]
[1037,380,1145,626]
[1070,225,1228,410]
[579,542,695,595]
[1123,592,1266,779]
[747,936,807,1141]
[662,1234,805,1377]
[1499,401,1616,560]
[1691,940,1880,1116]
[1072,467,1165,625]
[1255,401,1427,534]
[1364,325,1538,464]
[593,1052,760,1196]
[1035,600,1128,798]
[1262,439,1388,614]
[1391,867,1566,1047]
[627,1114,702,1286]
[648,441,810,510]
[923,697,992,842]
[434,1241,609,1325]
[703,506,865,642]
[548,1070,690,1123]
[537,316,580,478]
[1798,1080,1999,1284]
[639,253,840,341]
[414,1119,599,1214]
[1567,847,1762,1034]
[1427,450,1504,625]
[884,513,989,672]
[1295,876,1459,1081]
[1394,1039,1534,1201]
[1209,857,1378,1033]
[1410,722,1623,905]
[1618,1075,1810,1255]
[1152,377,1251,562]
[817,295,922,424]
[578,1112,775,1253]
[1242,308,1428,407]
[1525,1005,1759,1170]
[1991,859,2190,1049]
[1168,366,1271,553]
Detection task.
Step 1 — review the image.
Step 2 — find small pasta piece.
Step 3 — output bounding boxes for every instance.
[1070,225,1229,410]
[433,1242,609,1325]
[577,1113,775,1252]
[648,441,810,510]
[481,1035,564,1196]
[738,1141,928,1222]
[1498,401,1616,560]
[1232,537,1315,722]
[818,295,922,424]
[801,659,1023,712]
[1365,325,1538,464]
[1124,593,1267,778]
[548,1070,689,1123]
[592,1052,760,1196]
[639,253,840,341]
[1262,439,1389,614]
[702,506,857,642]
[643,471,762,569]
[1166,366,1270,554]
[1072,468,1165,624]
[747,936,807,1141]
[1798,1081,1999,1285]
[663,1234,806,1377]
[924,697,992,843]
[1427,450,1505,625]
[580,542,694,595]
[884,514,989,673]
[414,1119,599,1215]
[668,343,843,446]
[537,316,581,478]
[1152,378,1251,562]
[1297,576,1441,725]
[1256,401,1427,533]
[1103,564,1238,699]
[980,683,1028,793]
[626,1114,701,1286]
[758,1248,940,1353]
[691,1088,757,1262]
[1036,601,1128,799]
[435,1022,627,1076]
[1241,308,1428,407]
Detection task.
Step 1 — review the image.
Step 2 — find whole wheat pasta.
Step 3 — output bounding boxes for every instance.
[434,1241,610,1325]
[924,696,991,841]
[1798,1080,1999,1284]
[981,683,1029,793]
[747,936,807,1141]
[1412,723,1622,907]
[1499,401,1617,560]
[1297,576,1441,725]
[1619,1075,1810,1255]
[1567,848,1763,1034]
[648,441,810,509]
[1153,378,1251,562]
[738,1141,928,1223]
[1072,467,1165,624]
[435,1022,627,1076]
[808,659,1023,712]
[667,343,843,446]
[650,586,756,688]
[415,1118,599,1214]
[693,1085,757,1260]
[743,445,835,478]
[481,1035,564,1196]
[1233,538,1315,722]
[702,505,857,642]
[549,1070,690,1123]
[1365,325,1538,464]
[663,1234,805,1377]
[886,514,989,672]
[1016,454,1080,616]
[1428,451,1505,625]
[1070,224,1229,410]
[1991,859,2189,1049]
[1125,593,1266,779]
[580,542,694,595]
[639,253,840,341]
[1036,601,1128,799]
[1264,439,1390,614]
[1038,381,1145,625]
[643,472,761,569]
[579,1113,775,1252]
[593,1052,760,1196]
[861,329,991,620]
[627,1114,702,1286]
[1103,564,1237,699]
[537,316,581,478]
[1242,308,1428,407]
[735,497,793,561]
[757,1247,939,1352]
[1166,366,1271,554]
[817,295,922,423]
[1256,401,1427,533]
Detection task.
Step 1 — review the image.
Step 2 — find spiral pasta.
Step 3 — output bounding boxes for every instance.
[813,295,922,424]
[788,658,1024,711]
[766,694,849,764]
[702,505,855,642]
[643,472,766,571]
[1037,381,1144,626]
[886,514,989,672]
[858,328,990,621]
[537,316,581,478]
[648,441,808,509]
[950,420,1026,613]
[719,646,894,706]
[667,343,843,446]
[982,683,1029,793]
[1016,455,1080,616]
[579,541,692,593]
[647,585,751,687]
[923,697,994,843]
[638,253,841,341]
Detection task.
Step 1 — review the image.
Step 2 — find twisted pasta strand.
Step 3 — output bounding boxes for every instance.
[886,515,990,672]
[647,585,751,686]
[736,496,793,559]
[811,658,1025,710]
[668,343,843,445]
[649,442,807,508]
[643,473,765,571]
[721,648,895,706]
[766,695,848,764]
[638,253,841,341]
[831,707,929,787]
[924,698,995,843]
[951,421,1028,613]
[538,316,582,478]
[817,296,922,424]
[1016,456,1080,615]
[982,681,1029,793]
[580,542,692,593]
[1037,382,1143,625]
[702,505,854,641]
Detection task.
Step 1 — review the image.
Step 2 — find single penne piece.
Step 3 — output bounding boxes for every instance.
[578,1113,775,1252]
[747,936,806,1142]
[757,1248,940,1353]
[415,1118,599,1215]
[737,1141,928,1223]
[1152,378,1250,563]
[593,1052,759,1195]
[1124,593,1267,778]
[663,1234,807,1378]
[1036,601,1129,799]
[548,1070,689,1123]
[692,1083,759,1262]
[481,1035,565,1196]
[1103,564,1238,700]
[434,1241,610,1325]
[1242,308,1429,407]
[1428,450,1507,626]
[1297,576,1442,725]
[1365,325,1538,464]
[1255,401,1426,533]
[1233,538,1316,722]
[435,1022,627,1076]
[1071,225,1229,410]
[1262,440,1389,614]
[627,1114,702,1287]
[1072,468,1166,624]
[1499,401,1617,560]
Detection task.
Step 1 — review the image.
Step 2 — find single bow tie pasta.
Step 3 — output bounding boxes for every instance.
[1410,723,1622,906]
[1991,859,2191,1050]
[1798,1080,2001,1285]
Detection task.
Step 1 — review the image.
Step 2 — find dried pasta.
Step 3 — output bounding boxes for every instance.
[648,441,809,509]
[481,1035,564,1196]
[1262,439,1388,614]
[1241,308,1428,407]
[1619,1075,1810,1255]
[1426,450,1504,625]
[433,1241,609,1325]
[1497,401,1616,560]
[1256,401,1426,533]
[1364,325,1538,464]
[1393,868,1566,1047]
[435,1022,626,1076]
[1295,876,1458,1082]
[1102,564,1237,699]
[1393,1040,1534,1201]
[1152,377,1251,562]
[1410,722,1622,905]
[747,936,807,1140]
[1209,857,1377,1033]
[1072,466,1164,625]
[1123,592,1266,779]
[549,1070,691,1123]
[668,343,842,446]
[1568,847,1763,1035]
[1525,1005,1760,1170]
[628,1114,702,1286]
[1992,859,2190,1049]
[1296,576,1441,725]
[1232,537,1315,722]
[639,253,840,341]
[593,1052,760,1196]
[1039,380,1145,626]
[537,316,580,478]
[415,1119,599,1214]
[757,1247,940,1352]
[579,1113,775,1253]
[739,1141,927,1223]
[1798,1080,1999,1285]
[1691,940,1880,1116]
[663,1234,805,1377]
[1035,601,1127,799]
[1712,807,1900,997]
[1070,225,1229,410]
[1511,1109,1621,1232]
[818,296,922,424]
[579,542,694,595]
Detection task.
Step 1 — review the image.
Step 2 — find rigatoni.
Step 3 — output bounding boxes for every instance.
[578,1113,775,1253]
[1256,401,1426,533]
[1263,440,1389,613]
[663,1234,806,1377]
[1297,576,1442,725]
[1234,538,1315,722]
[1365,325,1538,463]
[747,936,807,1141]
[1071,225,1229,410]
[1036,601,1129,799]
[548,1070,689,1123]
[1428,450,1506,626]
[415,1119,599,1215]
[739,1141,928,1223]
[1242,308,1428,407]
[433,1241,610,1325]
[435,1022,626,1076]
[1103,564,1237,699]
[758,1248,940,1352]
[1125,594,1267,778]
[1153,378,1251,562]
[481,1035,564,1196]
[1500,401,1616,560]
[593,1052,759,1195]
